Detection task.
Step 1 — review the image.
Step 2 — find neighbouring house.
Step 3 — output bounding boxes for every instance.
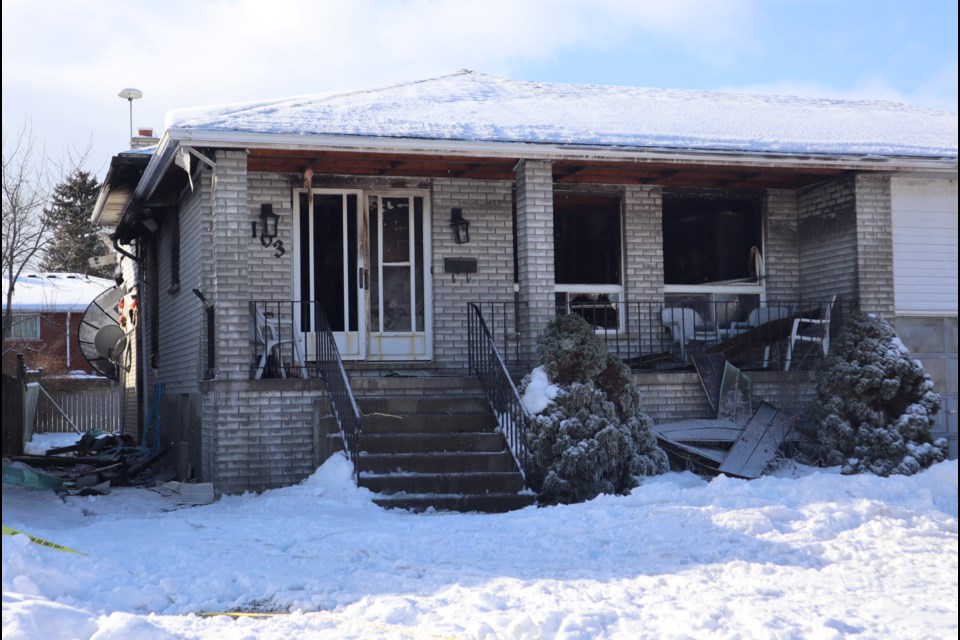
[2,272,116,375]
[91,71,958,501]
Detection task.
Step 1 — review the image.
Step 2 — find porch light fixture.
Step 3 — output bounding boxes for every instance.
[450,207,470,245]
[253,204,280,247]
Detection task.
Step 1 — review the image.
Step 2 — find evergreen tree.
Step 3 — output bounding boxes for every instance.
[40,170,111,277]
[521,314,668,505]
[797,313,947,476]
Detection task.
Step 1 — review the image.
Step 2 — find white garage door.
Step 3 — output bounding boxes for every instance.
[890,177,958,315]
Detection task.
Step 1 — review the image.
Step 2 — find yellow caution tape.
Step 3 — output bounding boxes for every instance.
[2,524,87,555]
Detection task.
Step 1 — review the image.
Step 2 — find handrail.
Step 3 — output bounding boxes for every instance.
[467,302,530,486]
[312,302,362,481]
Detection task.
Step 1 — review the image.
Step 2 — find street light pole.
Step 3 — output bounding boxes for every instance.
[117,88,143,143]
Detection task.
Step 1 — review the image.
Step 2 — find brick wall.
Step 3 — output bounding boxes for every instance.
[201,378,327,493]
[635,370,817,423]
[248,173,297,304]
[854,175,895,318]
[431,178,515,366]
[765,189,801,301]
[798,176,858,304]
[515,160,555,365]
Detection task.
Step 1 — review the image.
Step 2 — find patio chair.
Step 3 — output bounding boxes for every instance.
[253,307,307,379]
[729,305,792,366]
[661,307,723,362]
[784,295,836,370]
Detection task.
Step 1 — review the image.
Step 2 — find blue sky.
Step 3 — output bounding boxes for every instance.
[3,0,957,176]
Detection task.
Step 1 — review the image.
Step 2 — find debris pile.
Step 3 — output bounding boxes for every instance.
[3,428,168,495]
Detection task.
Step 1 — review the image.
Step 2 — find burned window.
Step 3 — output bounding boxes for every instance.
[662,192,762,285]
[554,192,621,285]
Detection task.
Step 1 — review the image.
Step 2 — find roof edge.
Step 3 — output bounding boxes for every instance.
[167,128,958,174]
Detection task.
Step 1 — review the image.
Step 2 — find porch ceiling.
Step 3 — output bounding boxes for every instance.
[247,149,851,190]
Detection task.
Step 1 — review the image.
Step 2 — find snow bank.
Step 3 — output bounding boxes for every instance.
[3,438,957,640]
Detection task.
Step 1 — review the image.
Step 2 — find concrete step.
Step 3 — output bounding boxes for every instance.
[373,492,536,513]
[361,411,497,433]
[359,471,525,495]
[357,395,490,415]
[350,374,482,396]
[360,432,506,454]
[360,451,518,474]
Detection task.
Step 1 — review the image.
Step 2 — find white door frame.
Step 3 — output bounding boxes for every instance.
[366,190,433,361]
[292,188,366,359]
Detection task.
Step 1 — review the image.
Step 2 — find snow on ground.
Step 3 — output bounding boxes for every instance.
[3,434,957,640]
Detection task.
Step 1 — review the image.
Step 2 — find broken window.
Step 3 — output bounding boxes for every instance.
[553,192,623,330]
[554,192,622,286]
[662,191,762,285]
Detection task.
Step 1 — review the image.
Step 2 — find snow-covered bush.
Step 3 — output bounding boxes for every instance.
[797,313,947,476]
[521,314,668,504]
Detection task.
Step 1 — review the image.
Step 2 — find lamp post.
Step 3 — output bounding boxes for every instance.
[117,88,143,143]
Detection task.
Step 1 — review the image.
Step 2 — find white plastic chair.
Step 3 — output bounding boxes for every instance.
[254,307,307,379]
[784,296,836,371]
[661,307,721,362]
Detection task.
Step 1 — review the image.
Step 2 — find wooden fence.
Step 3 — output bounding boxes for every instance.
[33,377,122,434]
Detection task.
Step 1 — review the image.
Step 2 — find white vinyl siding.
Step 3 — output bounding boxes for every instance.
[891,177,958,315]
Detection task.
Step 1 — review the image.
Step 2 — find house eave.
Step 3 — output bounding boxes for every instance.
[167,127,959,174]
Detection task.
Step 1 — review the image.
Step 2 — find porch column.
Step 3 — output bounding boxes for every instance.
[854,174,896,319]
[208,149,251,381]
[514,159,555,366]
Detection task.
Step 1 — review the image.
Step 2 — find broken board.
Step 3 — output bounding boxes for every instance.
[652,419,743,445]
[717,402,793,479]
[692,353,727,415]
[718,361,752,422]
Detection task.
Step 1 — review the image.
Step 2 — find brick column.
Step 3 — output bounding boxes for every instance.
[764,189,801,302]
[209,150,250,381]
[514,159,555,366]
[854,174,896,318]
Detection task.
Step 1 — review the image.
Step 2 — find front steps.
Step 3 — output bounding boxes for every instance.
[349,374,534,513]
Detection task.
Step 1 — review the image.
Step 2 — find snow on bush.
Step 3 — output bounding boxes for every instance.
[520,314,668,504]
[797,313,947,476]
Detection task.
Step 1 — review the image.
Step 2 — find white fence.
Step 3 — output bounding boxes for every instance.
[33,378,122,434]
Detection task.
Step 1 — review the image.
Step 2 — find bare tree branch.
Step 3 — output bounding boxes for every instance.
[2,123,88,345]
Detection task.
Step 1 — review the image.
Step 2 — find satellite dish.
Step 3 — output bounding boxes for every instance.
[94,325,128,360]
[79,284,127,380]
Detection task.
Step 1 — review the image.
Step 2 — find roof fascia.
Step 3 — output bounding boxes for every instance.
[168,127,958,174]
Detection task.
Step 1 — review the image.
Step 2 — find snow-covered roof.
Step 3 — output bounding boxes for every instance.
[2,272,115,313]
[166,70,958,159]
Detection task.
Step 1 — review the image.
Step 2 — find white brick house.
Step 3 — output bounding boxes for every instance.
[92,71,958,493]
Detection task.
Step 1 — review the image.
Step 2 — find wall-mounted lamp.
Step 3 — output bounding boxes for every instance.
[450,207,471,245]
[252,204,280,247]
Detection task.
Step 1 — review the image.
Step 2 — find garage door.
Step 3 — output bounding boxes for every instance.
[891,177,958,459]
[890,177,957,314]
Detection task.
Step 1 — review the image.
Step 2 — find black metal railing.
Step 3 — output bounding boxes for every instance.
[468,302,530,486]
[472,294,853,372]
[313,303,362,478]
[553,294,854,372]
[249,300,361,477]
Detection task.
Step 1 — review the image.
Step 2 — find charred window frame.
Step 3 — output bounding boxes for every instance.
[662,190,763,286]
[553,192,622,285]
[553,191,624,331]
